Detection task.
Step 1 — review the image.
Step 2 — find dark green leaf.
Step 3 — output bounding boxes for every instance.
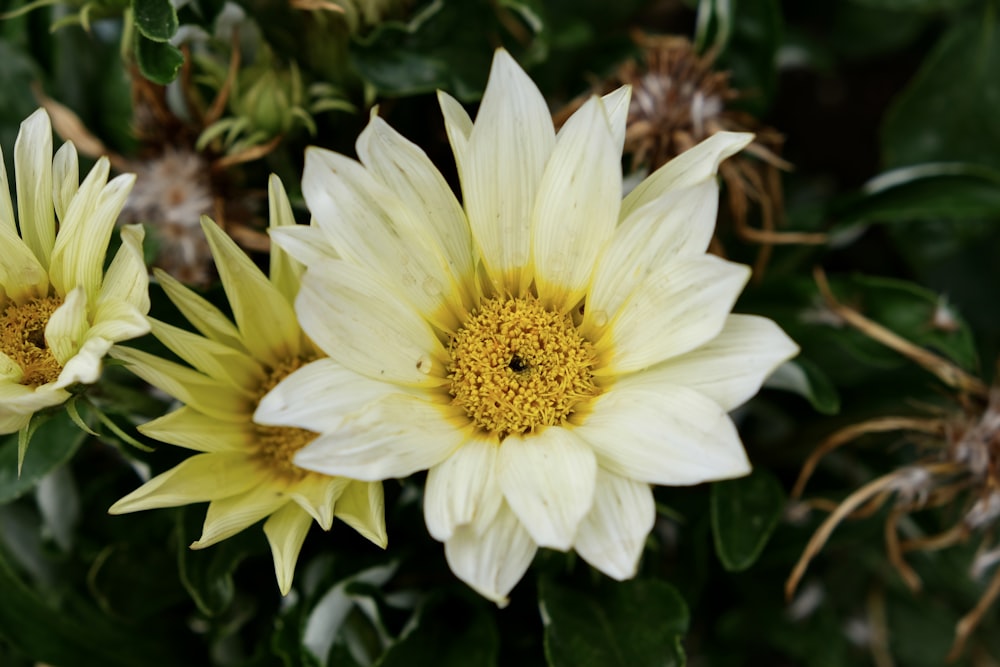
[710,467,785,572]
[131,0,178,41]
[0,412,86,505]
[540,577,688,667]
[134,34,184,85]
[376,594,498,667]
[849,0,973,10]
[765,357,841,415]
[721,0,783,112]
[176,506,257,616]
[882,12,1000,170]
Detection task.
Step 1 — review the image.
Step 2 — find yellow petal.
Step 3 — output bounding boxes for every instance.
[264,502,313,595]
[139,406,248,453]
[45,286,89,365]
[154,268,248,354]
[51,141,80,223]
[334,480,387,548]
[149,318,262,393]
[266,174,304,304]
[98,224,150,313]
[287,473,350,530]
[14,109,55,267]
[192,484,288,549]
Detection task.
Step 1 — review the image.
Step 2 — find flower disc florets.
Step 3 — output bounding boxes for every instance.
[0,296,64,387]
[448,296,598,438]
[251,357,319,480]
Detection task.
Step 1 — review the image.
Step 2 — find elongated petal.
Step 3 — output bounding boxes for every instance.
[444,502,537,606]
[0,410,30,435]
[268,224,339,270]
[462,49,555,294]
[98,224,149,312]
[295,262,449,387]
[267,174,304,303]
[0,143,15,237]
[356,114,476,307]
[438,90,473,179]
[54,335,111,388]
[596,256,750,374]
[292,394,468,481]
[154,268,248,354]
[86,300,150,344]
[573,469,654,580]
[532,95,620,310]
[619,314,799,411]
[192,484,288,549]
[600,86,631,153]
[498,427,596,549]
[45,286,89,366]
[14,109,55,267]
[201,217,300,367]
[620,131,753,220]
[584,180,719,332]
[573,383,750,486]
[110,346,248,422]
[0,226,48,302]
[149,318,261,393]
[302,147,465,331]
[0,382,68,414]
[108,452,262,513]
[255,357,402,433]
[333,480,387,548]
[264,502,313,595]
[139,406,247,453]
[424,433,502,541]
[51,141,79,223]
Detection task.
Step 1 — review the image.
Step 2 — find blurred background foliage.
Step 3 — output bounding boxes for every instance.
[2,0,1000,665]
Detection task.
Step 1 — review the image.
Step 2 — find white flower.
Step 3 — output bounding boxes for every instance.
[256,49,798,604]
[0,109,148,436]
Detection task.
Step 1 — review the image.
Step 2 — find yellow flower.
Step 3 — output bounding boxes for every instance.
[256,50,798,604]
[108,176,386,595]
[0,109,148,436]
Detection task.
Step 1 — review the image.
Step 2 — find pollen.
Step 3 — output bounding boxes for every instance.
[251,356,319,481]
[447,295,599,439]
[0,296,64,387]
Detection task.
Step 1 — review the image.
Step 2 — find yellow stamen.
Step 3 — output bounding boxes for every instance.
[251,357,318,480]
[0,296,64,387]
[448,296,599,439]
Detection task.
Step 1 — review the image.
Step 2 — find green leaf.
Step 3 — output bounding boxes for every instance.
[765,357,841,415]
[540,577,688,667]
[849,0,973,10]
[882,10,1000,170]
[720,0,783,112]
[832,163,1000,234]
[710,467,785,572]
[131,0,178,41]
[0,542,187,666]
[175,506,256,616]
[376,594,498,667]
[0,412,86,505]
[134,34,184,85]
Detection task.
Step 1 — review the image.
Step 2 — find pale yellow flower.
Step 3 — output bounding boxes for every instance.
[108,177,386,595]
[0,108,148,436]
[256,50,798,603]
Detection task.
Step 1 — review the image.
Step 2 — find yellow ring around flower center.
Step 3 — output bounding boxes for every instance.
[251,357,319,481]
[0,296,64,387]
[447,295,599,439]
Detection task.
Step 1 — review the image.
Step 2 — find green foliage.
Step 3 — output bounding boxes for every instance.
[711,467,785,572]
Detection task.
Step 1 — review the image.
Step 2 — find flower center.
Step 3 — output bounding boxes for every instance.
[447,296,599,439]
[251,357,318,481]
[0,296,64,387]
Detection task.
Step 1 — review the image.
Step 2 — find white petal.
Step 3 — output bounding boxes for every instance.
[444,502,537,607]
[293,394,468,481]
[268,224,339,270]
[596,256,751,375]
[621,131,753,220]
[0,226,48,302]
[201,217,300,367]
[264,502,313,595]
[45,286,89,366]
[14,109,56,267]
[584,180,720,331]
[437,90,473,178]
[601,86,631,153]
[54,336,111,388]
[620,314,799,411]
[255,357,402,433]
[0,141,15,237]
[51,141,80,223]
[302,147,466,331]
[424,433,502,541]
[532,95,621,310]
[573,383,750,486]
[98,224,149,313]
[0,382,68,414]
[295,261,449,387]
[462,49,555,294]
[498,427,596,549]
[573,469,654,580]
[0,410,30,435]
[356,114,476,306]
[86,300,150,344]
